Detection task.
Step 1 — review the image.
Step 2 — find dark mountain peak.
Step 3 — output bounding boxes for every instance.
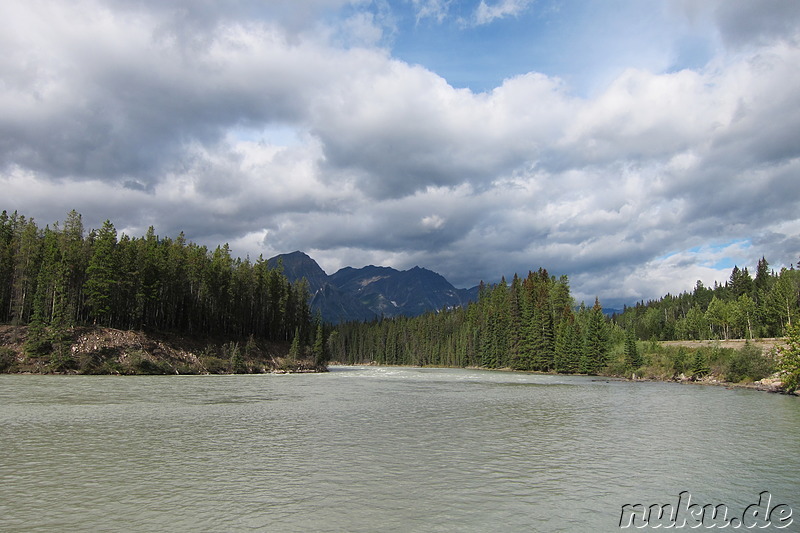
[270,250,319,267]
[267,251,329,293]
[266,251,478,323]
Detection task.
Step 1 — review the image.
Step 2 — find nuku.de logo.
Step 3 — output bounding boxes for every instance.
[619,491,793,529]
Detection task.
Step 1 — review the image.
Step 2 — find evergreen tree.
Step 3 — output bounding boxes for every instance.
[0,211,14,322]
[288,327,301,364]
[583,298,609,374]
[10,216,42,325]
[624,327,641,373]
[84,221,117,325]
[729,265,754,299]
[313,322,326,366]
[776,324,800,392]
[691,350,710,378]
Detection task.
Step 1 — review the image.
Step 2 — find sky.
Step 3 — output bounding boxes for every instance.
[2,0,800,308]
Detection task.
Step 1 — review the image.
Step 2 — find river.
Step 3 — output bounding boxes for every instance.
[1,366,798,532]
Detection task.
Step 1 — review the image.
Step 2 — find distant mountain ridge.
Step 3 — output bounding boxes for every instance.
[267,251,478,324]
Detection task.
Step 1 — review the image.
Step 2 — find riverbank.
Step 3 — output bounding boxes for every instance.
[0,325,326,375]
[330,345,799,396]
[625,372,796,395]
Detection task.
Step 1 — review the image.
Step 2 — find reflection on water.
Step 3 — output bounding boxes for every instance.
[1,367,798,532]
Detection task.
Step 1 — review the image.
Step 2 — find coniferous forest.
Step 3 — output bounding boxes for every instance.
[0,210,318,373]
[329,257,800,387]
[329,270,612,374]
[2,209,799,387]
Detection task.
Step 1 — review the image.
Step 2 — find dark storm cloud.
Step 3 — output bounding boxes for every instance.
[713,0,800,47]
[2,0,800,307]
[0,0,344,185]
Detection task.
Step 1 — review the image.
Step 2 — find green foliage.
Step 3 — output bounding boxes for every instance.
[0,210,313,349]
[583,299,609,374]
[623,328,641,372]
[77,350,107,374]
[776,325,800,392]
[329,267,600,373]
[47,327,75,372]
[225,342,246,374]
[312,323,326,366]
[24,323,53,358]
[244,334,258,357]
[612,260,800,341]
[127,353,171,374]
[723,343,774,383]
[288,328,301,363]
[0,347,16,372]
[200,350,228,374]
[84,221,118,324]
[671,347,689,375]
[690,350,710,378]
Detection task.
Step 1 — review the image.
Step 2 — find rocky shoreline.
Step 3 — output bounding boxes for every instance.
[0,325,326,375]
[628,372,798,396]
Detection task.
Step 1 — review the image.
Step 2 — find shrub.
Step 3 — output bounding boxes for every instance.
[223,342,246,374]
[200,355,228,374]
[123,350,171,374]
[724,343,775,383]
[0,348,17,372]
[776,326,800,392]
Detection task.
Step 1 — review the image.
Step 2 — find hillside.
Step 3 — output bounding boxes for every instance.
[0,325,325,374]
[267,251,478,323]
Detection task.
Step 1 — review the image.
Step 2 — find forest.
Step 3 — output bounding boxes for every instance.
[2,208,799,386]
[0,210,320,372]
[613,258,799,341]
[329,257,800,386]
[330,270,608,372]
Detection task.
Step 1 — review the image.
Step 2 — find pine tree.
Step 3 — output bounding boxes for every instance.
[776,324,800,392]
[623,328,641,373]
[691,350,710,378]
[313,323,326,366]
[288,327,301,364]
[84,221,117,325]
[583,298,609,374]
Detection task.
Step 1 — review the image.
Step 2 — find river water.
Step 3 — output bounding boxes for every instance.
[1,366,798,532]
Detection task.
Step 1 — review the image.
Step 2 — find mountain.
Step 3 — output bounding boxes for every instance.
[267,252,478,324]
[266,251,329,293]
[329,265,476,318]
[310,283,377,324]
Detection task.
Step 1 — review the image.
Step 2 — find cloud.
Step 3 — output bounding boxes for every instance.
[411,0,453,24]
[2,0,799,308]
[473,0,533,26]
[674,0,800,49]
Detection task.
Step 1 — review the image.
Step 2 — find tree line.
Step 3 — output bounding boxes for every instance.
[328,256,800,385]
[329,268,616,374]
[0,210,315,360]
[611,258,800,341]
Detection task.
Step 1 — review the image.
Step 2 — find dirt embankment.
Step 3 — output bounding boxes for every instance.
[0,325,325,374]
[661,338,786,352]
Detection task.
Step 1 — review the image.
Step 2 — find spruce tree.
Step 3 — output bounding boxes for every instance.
[691,350,710,378]
[288,327,301,364]
[313,323,326,366]
[776,324,800,392]
[623,328,641,373]
[583,298,609,374]
[84,221,117,325]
